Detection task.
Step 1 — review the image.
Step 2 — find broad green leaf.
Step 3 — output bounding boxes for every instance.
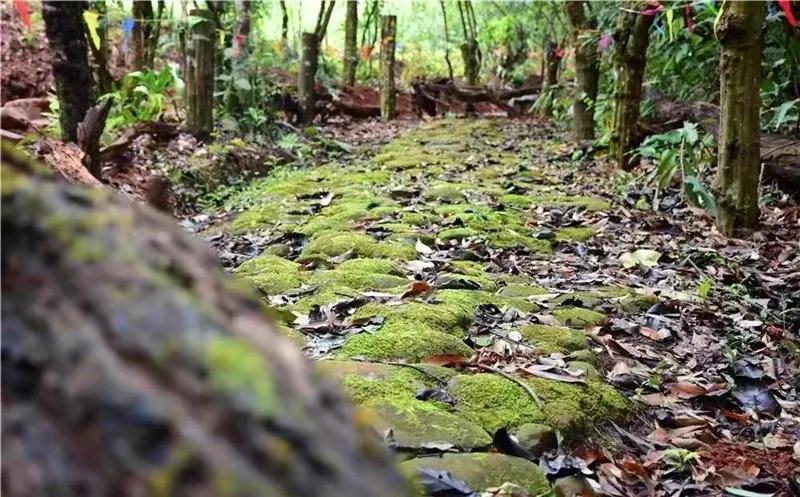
[83,10,101,50]
[620,249,661,269]
[666,8,675,41]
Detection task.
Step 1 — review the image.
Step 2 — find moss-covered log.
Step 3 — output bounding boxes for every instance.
[610,1,654,169]
[41,1,95,144]
[380,16,397,122]
[565,1,600,141]
[343,0,359,87]
[0,147,410,497]
[714,1,764,235]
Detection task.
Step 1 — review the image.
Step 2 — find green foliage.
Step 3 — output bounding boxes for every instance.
[637,122,716,214]
[663,448,700,472]
[103,66,183,133]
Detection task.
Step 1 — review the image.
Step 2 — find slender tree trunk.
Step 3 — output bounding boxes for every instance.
[610,1,654,169]
[439,0,455,81]
[132,0,153,70]
[85,1,113,96]
[298,32,319,125]
[565,1,600,141]
[280,0,289,42]
[42,1,95,144]
[537,39,560,117]
[146,0,165,68]
[380,15,397,121]
[714,1,764,235]
[343,0,358,86]
[226,0,251,113]
[187,9,215,138]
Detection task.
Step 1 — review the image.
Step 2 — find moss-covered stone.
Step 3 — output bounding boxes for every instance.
[552,307,607,327]
[400,453,550,496]
[336,321,474,362]
[234,254,305,295]
[206,337,275,417]
[486,230,552,253]
[498,284,549,298]
[519,324,588,354]
[308,269,408,291]
[448,260,488,278]
[437,227,478,241]
[351,302,472,335]
[555,226,597,242]
[299,231,415,261]
[336,258,406,275]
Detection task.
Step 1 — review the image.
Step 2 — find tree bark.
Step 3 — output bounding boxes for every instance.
[132,0,153,70]
[565,1,600,141]
[610,1,654,169]
[42,1,95,144]
[0,146,411,497]
[537,39,561,117]
[343,0,358,86]
[187,9,215,138]
[146,0,165,68]
[86,1,113,96]
[714,1,764,235]
[298,32,320,125]
[280,0,289,42]
[380,15,397,122]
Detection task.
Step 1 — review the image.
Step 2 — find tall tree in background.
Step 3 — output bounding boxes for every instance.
[457,0,480,85]
[537,39,561,117]
[280,0,289,42]
[565,1,600,141]
[714,1,765,235]
[343,0,358,86]
[42,1,95,144]
[439,0,455,81]
[187,9,215,137]
[380,15,397,121]
[610,1,655,169]
[132,0,153,70]
[298,1,336,124]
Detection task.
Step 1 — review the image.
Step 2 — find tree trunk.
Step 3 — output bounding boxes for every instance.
[86,1,113,96]
[537,40,561,117]
[146,0,165,68]
[461,40,480,86]
[565,1,600,141]
[280,0,289,42]
[380,15,397,122]
[0,146,411,497]
[298,32,320,125]
[187,9,215,138]
[714,1,764,235]
[132,0,153,70]
[610,1,654,169]
[343,0,358,86]
[41,1,95,144]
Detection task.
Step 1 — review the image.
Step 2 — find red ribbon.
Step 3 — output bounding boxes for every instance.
[684,2,694,33]
[641,2,664,16]
[14,0,31,31]
[554,47,565,59]
[779,0,797,27]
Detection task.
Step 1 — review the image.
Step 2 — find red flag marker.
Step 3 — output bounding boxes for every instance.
[779,0,797,27]
[14,0,31,31]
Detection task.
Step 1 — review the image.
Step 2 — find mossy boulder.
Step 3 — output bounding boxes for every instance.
[234,254,305,295]
[519,324,588,354]
[400,453,550,496]
[336,321,474,362]
[498,284,549,298]
[553,307,607,327]
[307,269,408,291]
[555,226,597,242]
[299,231,415,261]
[511,423,557,457]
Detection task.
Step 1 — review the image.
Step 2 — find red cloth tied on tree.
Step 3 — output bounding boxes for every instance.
[13,0,31,31]
[641,2,664,16]
[779,0,798,27]
[684,2,694,33]
[554,47,565,59]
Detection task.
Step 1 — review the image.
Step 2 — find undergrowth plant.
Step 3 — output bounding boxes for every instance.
[102,65,183,134]
[636,122,716,214]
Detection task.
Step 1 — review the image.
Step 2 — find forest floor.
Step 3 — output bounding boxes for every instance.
[194,117,799,496]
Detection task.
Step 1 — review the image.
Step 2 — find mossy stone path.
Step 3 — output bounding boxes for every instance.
[222,119,656,494]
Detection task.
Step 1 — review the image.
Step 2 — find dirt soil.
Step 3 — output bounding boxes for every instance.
[0,4,52,104]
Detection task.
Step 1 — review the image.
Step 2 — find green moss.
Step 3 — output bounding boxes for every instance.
[336,258,405,275]
[401,211,434,227]
[401,453,550,496]
[552,307,607,327]
[289,286,362,314]
[351,301,472,335]
[340,365,429,404]
[278,323,308,347]
[299,231,414,261]
[234,254,305,295]
[532,194,611,212]
[486,230,552,253]
[307,269,408,291]
[437,289,539,314]
[336,321,473,362]
[449,373,544,431]
[498,194,532,209]
[449,260,488,278]
[555,226,597,242]
[437,227,478,241]
[434,205,523,232]
[519,324,588,354]
[498,284,549,298]
[206,337,274,417]
[551,291,603,308]
[426,182,471,201]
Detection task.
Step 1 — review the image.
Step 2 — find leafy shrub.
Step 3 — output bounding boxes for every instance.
[637,122,716,214]
[103,66,183,132]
